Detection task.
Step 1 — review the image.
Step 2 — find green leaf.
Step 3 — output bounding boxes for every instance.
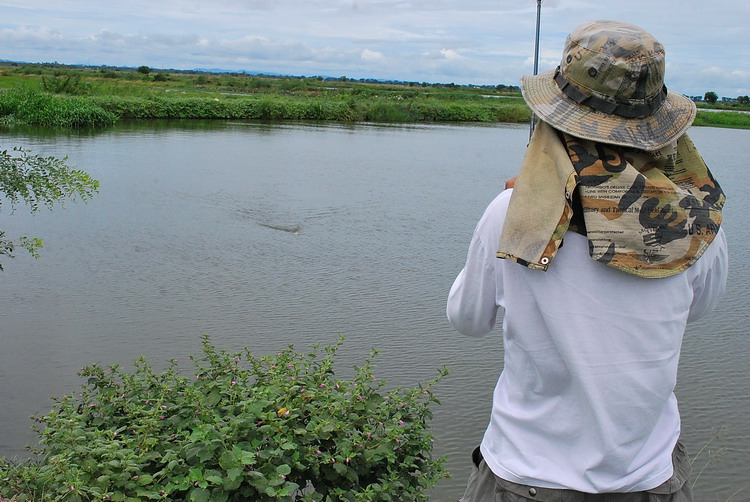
[222,475,242,491]
[207,389,222,407]
[239,449,256,465]
[277,481,300,497]
[188,466,203,482]
[264,486,277,497]
[226,467,243,481]
[245,402,266,417]
[198,445,215,462]
[185,446,202,461]
[189,487,210,502]
[137,474,153,485]
[209,489,229,502]
[219,450,239,470]
[276,464,292,476]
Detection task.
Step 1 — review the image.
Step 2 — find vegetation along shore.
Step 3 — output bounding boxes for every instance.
[1,62,748,129]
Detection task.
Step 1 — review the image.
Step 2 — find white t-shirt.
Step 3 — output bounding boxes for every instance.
[447,188,728,493]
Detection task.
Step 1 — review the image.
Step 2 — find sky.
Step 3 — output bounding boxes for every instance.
[1,0,748,98]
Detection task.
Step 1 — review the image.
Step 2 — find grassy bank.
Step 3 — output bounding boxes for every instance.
[0,63,529,127]
[1,62,749,129]
[693,110,750,129]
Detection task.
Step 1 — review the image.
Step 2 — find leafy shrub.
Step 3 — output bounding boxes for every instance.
[0,336,448,501]
[41,75,90,95]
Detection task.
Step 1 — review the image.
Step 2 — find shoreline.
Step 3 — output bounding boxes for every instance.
[2,65,748,130]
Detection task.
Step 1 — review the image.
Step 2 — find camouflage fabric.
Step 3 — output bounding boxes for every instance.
[521,21,696,151]
[496,121,724,279]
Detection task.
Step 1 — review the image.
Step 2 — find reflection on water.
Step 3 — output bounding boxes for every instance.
[0,121,748,501]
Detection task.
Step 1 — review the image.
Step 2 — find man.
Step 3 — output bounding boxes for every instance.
[447,20,728,501]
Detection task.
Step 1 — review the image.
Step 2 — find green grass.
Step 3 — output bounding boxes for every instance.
[0,87,530,127]
[0,62,529,127]
[1,62,748,129]
[693,110,750,129]
[0,88,117,127]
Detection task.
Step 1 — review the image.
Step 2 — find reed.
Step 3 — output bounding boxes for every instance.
[0,88,117,127]
[82,94,529,124]
[6,64,747,129]
[0,64,531,127]
[693,111,750,129]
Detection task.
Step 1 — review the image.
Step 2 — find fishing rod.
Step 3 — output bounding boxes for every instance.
[529,0,542,140]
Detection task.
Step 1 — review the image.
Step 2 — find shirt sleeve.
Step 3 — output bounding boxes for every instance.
[446,190,510,337]
[687,227,729,322]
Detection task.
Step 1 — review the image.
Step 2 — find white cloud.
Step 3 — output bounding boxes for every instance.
[0,0,747,94]
[0,25,64,45]
[439,48,462,60]
[361,49,384,61]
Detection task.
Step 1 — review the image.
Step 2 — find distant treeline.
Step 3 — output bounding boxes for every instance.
[0,60,521,92]
[0,61,748,130]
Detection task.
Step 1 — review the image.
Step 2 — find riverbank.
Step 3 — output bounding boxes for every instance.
[0,63,529,127]
[2,62,749,130]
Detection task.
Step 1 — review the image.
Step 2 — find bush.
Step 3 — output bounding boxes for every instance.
[0,336,448,501]
[41,75,90,95]
[0,89,117,127]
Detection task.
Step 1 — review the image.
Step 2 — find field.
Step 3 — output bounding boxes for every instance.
[0,62,529,127]
[1,62,748,130]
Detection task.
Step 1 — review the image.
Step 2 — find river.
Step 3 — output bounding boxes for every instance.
[0,121,748,500]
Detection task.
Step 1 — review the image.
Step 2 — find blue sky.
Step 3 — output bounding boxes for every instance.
[1,0,748,98]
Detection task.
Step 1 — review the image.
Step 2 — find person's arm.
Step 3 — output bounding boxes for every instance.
[688,228,729,322]
[446,189,512,337]
[447,232,500,337]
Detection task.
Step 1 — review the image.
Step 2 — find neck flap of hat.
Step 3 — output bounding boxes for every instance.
[496,121,725,278]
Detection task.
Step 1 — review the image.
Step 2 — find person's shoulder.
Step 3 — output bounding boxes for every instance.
[685,226,728,280]
[699,226,728,264]
[473,189,513,243]
[480,189,513,222]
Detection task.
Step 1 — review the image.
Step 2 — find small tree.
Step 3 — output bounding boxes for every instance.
[704,91,718,104]
[0,147,99,270]
[737,95,750,105]
[137,65,151,75]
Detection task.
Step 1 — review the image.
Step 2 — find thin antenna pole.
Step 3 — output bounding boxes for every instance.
[529,0,542,140]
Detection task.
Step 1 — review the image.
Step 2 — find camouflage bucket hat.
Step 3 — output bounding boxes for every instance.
[521,20,696,151]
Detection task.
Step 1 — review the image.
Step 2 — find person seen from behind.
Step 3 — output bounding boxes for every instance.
[447,20,728,502]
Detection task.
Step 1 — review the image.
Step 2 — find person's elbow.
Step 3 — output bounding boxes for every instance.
[446,301,496,337]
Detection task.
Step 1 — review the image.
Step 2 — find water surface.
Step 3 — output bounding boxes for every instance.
[0,121,747,501]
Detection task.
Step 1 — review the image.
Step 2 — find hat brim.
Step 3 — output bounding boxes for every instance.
[521,69,696,151]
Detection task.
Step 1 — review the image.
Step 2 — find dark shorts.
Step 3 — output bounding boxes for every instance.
[460,441,693,502]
